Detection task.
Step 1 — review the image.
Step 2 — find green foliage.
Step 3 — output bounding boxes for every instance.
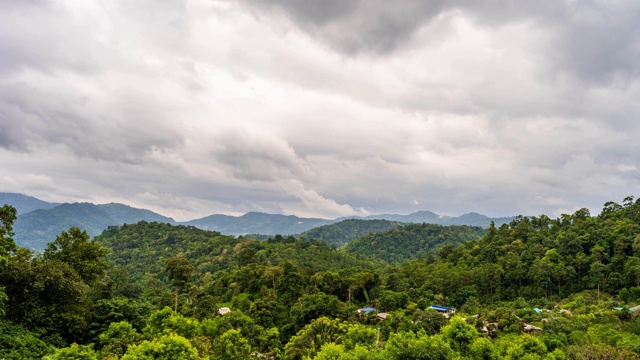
[0,249,91,346]
[98,321,140,359]
[383,331,455,360]
[89,297,154,339]
[345,222,486,263]
[43,226,108,285]
[302,219,403,248]
[0,204,17,262]
[211,329,252,360]
[43,343,98,360]
[284,317,349,360]
[121,333,199,360]
[0,320,53,360]
[164,257,194,311]
[5,196,640,357]
[440,316,478,355]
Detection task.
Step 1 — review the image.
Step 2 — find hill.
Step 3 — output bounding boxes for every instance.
[345,223,487,263]
[182,211,332,235]
[13,202,175,251]
[300,219,404,248]
[94,221,384,282]
[0,192,58,215]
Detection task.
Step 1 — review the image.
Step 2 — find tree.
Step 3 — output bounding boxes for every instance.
[164,257,193,312]
[121,334,199,360]
[384,331,455,360]
[440,316,478,356]
[43,226,108,285]
[0,320,53,360]
[284,317,349,360]
[589,262,608,301]
[98,321,140,358]
[42,343,98,360]
[0,249,91,346]
[0,204,17,263]
[211,329,252,360]
[624,257,640,287]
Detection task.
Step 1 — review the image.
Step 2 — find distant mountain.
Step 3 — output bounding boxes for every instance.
[0,192,59,215]
[2,192,518,251]
[342,211,515,228]
[300,219,404,248]
[182,212,332,236]
[13,202,175,251]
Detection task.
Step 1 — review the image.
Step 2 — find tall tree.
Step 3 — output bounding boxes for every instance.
[43,226,108,285]
[0,204,17,263]
[164,257,193,312]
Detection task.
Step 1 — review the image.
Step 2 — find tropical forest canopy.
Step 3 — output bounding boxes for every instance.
[0,197,640,359]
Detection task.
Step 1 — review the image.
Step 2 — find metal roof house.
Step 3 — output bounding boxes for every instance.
[357,307,377,314]
[429,305,455,313]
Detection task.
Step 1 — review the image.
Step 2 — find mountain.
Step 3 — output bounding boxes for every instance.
[13,202,175,251]
[0,192,59,215]
[341,210,515,227]
[1,192,517,251]
[182,211,332,235]
[300,219,404,248]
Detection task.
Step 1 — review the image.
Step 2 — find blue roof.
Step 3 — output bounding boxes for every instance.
[358,307,377,314]
[429,305,451,312]
[533,307,543,313]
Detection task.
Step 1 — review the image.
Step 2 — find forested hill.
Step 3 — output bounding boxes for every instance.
[94,221,384,282]
[416,198,640,302]
[345,223,487,263]
[2,198,640,358]
[14,203,175,250]
[300,219,404,248]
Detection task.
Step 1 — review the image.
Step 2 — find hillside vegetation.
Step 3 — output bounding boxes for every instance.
[345,223,487,263]
[1,197,640,359]
[301,219,403,248]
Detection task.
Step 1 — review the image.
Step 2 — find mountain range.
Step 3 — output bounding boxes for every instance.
[0,192,516,251]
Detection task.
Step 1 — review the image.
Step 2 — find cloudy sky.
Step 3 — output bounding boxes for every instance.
[1,0,639,221]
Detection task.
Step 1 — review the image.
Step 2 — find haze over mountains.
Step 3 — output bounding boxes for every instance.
[1,192,516,251]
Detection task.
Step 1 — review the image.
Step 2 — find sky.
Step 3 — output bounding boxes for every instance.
[1,0,639,221]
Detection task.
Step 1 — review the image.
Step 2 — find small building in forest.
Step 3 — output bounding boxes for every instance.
[429,305,455,313]
[218,307,231,315]
[357,307,377,314]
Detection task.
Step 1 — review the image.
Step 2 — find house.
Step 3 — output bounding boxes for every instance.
[218,307,231,315]
[357,307,377,315]
[523,323,542,333]
[429,305,454,313]
[377,312,388,321]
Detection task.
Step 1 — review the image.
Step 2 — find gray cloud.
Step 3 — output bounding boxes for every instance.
[1,0,639,221]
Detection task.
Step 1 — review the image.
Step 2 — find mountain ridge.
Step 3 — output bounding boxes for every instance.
[1,192,517,251]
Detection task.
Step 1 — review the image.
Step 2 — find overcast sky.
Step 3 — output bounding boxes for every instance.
[1,0,639,221]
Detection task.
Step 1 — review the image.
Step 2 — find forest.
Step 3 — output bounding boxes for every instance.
[1,196,640,359]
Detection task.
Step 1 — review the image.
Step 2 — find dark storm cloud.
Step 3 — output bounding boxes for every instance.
[240,0,448,54]
[241,0,640,86]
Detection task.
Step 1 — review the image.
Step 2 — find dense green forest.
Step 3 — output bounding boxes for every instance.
[300,219,404,248]
[345,223,487,263]
[1,197,640,359]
